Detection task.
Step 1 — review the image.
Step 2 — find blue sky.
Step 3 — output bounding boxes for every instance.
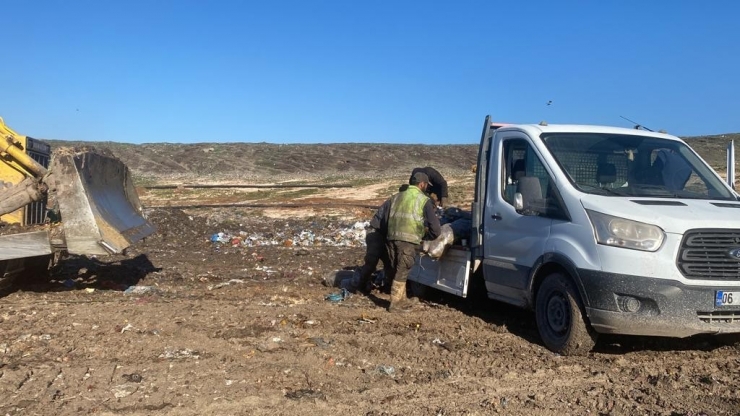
[2,1,739,144]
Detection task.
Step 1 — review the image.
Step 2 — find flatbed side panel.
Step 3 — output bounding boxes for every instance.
[408,247,471,297]
[0,230,52,261]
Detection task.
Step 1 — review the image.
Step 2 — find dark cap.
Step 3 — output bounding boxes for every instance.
[410,171,429,185]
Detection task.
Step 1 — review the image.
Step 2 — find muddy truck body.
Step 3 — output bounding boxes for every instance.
[409,115,740,355]
[0,117,155,288]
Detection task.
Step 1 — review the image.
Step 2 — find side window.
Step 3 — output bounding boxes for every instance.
[501,139,565,219]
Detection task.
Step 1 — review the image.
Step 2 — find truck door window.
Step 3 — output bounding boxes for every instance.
[502,139,564,218]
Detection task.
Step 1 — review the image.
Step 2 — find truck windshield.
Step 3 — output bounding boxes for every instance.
[541,133,736,200]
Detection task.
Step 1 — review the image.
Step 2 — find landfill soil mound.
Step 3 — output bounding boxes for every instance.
[44,132,740,184]
[3,135,740,415]
[3,198,740,415]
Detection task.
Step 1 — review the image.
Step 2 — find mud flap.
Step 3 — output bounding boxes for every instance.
[49,149,156,255]
[407,246,471,297]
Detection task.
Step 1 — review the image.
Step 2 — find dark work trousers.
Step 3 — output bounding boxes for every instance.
[386,240,419,284]
[358,228,391,284]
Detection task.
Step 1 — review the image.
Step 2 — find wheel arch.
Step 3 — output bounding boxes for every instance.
[529,252,590,310]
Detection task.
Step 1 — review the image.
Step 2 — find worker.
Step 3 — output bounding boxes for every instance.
[409,167,449,207]
[385,171,441,312]
[351,197,392,294]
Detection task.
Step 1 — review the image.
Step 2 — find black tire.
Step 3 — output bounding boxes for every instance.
[535,273,597,356]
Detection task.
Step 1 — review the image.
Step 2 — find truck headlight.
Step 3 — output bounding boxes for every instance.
[586,210,665,251]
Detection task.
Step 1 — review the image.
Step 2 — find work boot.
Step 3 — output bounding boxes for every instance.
[387,280,413,312]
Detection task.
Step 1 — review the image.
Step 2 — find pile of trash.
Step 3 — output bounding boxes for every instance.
[210,221,370,248]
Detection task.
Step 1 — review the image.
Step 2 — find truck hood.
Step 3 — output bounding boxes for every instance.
[580,196,740,234]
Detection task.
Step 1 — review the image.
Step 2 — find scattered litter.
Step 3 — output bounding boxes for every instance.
[159,348,200,360]
[309,337,331,348]
[432,338,453,351]
[84,288,95,293]
[208,279,246,290]
[111,384,138,398]
[120,324,134,333]
[358,315,376,324]
[376,365,395,376]
[124,285,159,295]
[210,232,229,243]
[285,388,327,401]
[324,288,349,303]
[209,221,370,249]
[121,373,143,383]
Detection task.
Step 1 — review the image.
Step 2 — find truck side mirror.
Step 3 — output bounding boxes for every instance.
[514,193,524,211]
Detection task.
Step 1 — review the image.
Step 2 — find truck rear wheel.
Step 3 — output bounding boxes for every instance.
[535,273,597,356]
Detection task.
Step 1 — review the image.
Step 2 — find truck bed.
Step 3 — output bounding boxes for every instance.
[408,245,471,297]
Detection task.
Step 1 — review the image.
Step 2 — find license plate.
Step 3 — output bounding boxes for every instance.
[715,291,740,307]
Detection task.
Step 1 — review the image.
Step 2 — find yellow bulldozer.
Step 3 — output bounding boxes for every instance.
[0,117,156,288]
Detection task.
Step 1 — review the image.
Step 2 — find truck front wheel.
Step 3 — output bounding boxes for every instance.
[535,273,597,355]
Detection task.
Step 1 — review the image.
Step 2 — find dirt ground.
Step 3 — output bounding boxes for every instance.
[3,181,740,416]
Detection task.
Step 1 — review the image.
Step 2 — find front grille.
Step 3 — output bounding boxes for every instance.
[23,149,49,225]
[697,311,740,324]
[678,229,740,280]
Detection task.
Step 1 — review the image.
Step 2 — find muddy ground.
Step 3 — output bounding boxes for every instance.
[3,175,740,416]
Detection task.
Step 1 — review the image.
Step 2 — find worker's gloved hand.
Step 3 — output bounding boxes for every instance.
[440,197,448,208]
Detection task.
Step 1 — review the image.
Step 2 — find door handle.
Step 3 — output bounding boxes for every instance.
[491,213,502,221]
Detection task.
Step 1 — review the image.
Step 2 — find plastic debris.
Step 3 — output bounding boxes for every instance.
[124,285,159,295]
[158,347,200,360]
[111,384,137,398]
[285,388,326,401]
[324,288,349,303]
[208,279,245,290]
[310,337,331,348]
[376,365,395,376]
[209,221,371,249]
[210,232,229,243]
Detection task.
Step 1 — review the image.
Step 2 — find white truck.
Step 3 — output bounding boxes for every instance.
[409,116,740,355]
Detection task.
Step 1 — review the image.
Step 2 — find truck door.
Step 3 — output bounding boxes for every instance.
[482,135,557,305]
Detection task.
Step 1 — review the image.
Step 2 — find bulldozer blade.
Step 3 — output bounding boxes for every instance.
[49,149,156,256]
[0,230,52,261]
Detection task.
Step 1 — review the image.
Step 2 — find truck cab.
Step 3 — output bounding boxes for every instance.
[408,116,740,355]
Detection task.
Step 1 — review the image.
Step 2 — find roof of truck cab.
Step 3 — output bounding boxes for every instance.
[493,123,682,141]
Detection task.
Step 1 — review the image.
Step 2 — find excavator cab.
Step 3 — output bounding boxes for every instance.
[0,135,50,226]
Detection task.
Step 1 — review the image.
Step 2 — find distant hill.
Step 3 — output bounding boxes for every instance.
[45,132,740,184]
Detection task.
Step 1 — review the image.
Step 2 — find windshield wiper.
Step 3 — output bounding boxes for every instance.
[576,184,626,196]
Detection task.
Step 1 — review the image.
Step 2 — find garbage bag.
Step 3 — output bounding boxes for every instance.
[423,224,454,258]
[448,218,472,241]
